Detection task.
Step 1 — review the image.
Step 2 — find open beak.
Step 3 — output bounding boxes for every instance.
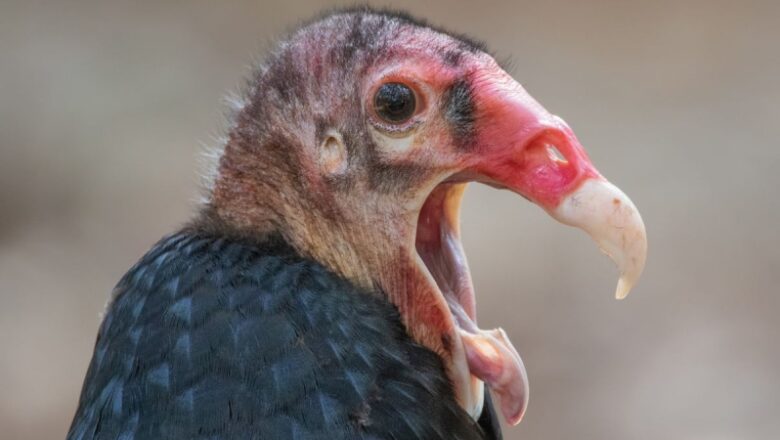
[431,67,648,424]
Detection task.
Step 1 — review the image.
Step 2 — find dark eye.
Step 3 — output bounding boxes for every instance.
[373,83,416,123]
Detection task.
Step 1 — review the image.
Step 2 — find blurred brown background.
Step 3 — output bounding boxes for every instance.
[1,0,778,439]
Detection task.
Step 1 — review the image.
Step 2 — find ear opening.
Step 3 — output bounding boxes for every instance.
[319,130,348,175]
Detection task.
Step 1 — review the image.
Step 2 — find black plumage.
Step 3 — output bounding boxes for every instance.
[68,231,500,439]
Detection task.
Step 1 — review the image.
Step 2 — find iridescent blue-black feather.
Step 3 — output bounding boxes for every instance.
[68,232,500,439]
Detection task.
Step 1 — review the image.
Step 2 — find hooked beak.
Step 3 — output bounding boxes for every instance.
[470,69,647,299]
[434,66,648,424]
[552,178,647,299]
[413,65,647,427]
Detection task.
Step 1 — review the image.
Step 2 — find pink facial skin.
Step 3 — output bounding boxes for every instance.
[360,30,632,426]
[467,65,601,210]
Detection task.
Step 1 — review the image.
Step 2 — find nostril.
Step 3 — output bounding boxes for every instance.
[546,144,568,164]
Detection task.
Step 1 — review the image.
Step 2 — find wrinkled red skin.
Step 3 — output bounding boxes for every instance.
[364,49,601,210]
[467,66,601,210]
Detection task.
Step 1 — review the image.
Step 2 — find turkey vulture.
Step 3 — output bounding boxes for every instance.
[68,8,646,440]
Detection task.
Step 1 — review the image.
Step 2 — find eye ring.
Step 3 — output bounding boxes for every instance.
[373,82,417,124]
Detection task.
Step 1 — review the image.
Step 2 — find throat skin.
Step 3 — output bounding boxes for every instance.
[208,144,483,418]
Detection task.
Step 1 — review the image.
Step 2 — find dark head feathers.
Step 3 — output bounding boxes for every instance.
[202,7,490,245]
[303,6,488,55]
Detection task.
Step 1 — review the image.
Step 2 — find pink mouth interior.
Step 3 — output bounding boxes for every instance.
[415,183,529,425]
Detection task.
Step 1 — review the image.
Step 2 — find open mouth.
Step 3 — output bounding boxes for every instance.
[415,181,529,425]
[415,183,475,332]
[405,83,647,425]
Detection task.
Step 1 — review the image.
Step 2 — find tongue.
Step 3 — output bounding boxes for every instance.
[459,327,529,425]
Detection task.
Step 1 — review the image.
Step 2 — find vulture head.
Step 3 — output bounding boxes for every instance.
[204,9,647,426]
